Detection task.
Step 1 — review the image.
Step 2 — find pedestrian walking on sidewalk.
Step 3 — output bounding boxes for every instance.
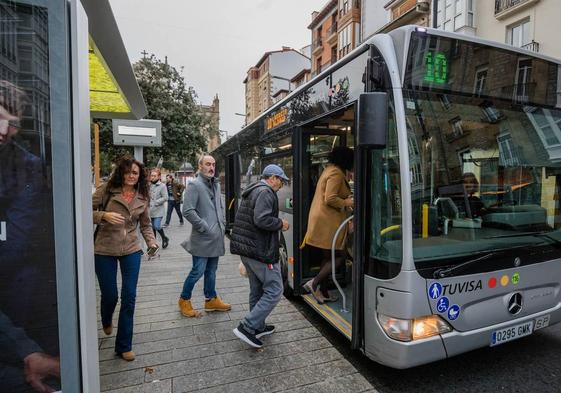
[178,154,231,317]
[230,164,290,348]
[92,155,158,362]
[149,168,169,249]
[164,174,185,227]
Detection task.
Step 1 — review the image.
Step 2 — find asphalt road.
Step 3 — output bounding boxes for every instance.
[291,298,561,393]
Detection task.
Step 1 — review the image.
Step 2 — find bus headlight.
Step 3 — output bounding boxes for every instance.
[378,314,452,342]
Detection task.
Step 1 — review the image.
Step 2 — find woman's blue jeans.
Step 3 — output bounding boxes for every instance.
[180,256,218,300]
[95,251,141,354]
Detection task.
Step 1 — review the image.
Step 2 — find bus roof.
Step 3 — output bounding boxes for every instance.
[214,25,561,156]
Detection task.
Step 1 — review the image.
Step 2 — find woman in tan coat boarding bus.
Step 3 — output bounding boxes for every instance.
[303,146,354,304]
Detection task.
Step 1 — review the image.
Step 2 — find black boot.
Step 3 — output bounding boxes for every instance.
[158,229,169,249]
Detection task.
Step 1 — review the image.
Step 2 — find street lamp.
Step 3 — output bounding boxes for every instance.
[234,112,247,128]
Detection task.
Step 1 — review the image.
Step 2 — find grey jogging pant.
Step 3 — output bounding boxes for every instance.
[240,256,283,334]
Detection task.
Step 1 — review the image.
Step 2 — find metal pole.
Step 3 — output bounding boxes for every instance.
[134,146,143,163]
[331,215,354,313]
[94,122,100,188]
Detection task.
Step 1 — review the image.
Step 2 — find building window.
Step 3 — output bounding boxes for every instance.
[439,94,452,110]
[449,116,463,138]
[507,19,530,48]
[338,23,353,58]
[514,58,532,102]
[480,101,503,123]
[527,108,561,147]
[497,133,520,166]
[473,65,488,96]
[466,0,474,27]
[339,0,350,16]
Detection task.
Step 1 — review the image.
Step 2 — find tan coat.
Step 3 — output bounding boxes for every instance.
[305,164,351,250]
[92,185,155,256]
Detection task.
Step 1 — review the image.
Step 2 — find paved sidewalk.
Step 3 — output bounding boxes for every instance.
[97,222,376,393]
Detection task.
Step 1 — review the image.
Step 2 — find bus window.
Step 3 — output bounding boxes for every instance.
[365,100,402,279]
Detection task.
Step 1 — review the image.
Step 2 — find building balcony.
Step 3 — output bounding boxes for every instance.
[495,0,540,20]
[378,0,429,33]
[326,23,338,45]
[520,40,540,52]
[312,38,323,55]
[391,0,429,21]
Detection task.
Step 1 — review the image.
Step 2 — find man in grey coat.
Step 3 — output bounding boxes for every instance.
[150,169,169,249]
[178,154,231,317]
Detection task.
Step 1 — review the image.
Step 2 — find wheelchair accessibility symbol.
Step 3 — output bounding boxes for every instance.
[436,297,449,313]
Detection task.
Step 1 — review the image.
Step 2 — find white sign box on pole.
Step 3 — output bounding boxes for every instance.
[112,119,162,147]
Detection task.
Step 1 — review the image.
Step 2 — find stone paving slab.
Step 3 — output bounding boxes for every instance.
[97,222,375,393]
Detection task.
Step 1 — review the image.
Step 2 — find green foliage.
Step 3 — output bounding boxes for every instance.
[93,54,209,174]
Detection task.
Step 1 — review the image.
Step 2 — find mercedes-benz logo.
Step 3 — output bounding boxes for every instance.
[508,292,523,315]
[514,257,521,267]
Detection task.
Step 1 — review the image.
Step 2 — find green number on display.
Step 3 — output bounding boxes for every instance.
[424,51,448,84]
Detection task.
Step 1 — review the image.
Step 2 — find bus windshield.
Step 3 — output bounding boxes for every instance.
[403,31,561,276]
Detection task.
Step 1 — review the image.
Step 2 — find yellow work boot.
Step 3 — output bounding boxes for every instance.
[178,298,201,317]
[205,296,231,312]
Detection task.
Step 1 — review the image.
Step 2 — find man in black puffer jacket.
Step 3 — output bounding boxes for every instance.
[231,164,289,348]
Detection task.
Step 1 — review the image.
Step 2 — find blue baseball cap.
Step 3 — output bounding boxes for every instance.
[262,164,289,184]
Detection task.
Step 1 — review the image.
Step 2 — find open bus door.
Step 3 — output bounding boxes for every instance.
[293,124,352,337]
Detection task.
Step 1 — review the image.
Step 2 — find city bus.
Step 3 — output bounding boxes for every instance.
[213,25,561,368]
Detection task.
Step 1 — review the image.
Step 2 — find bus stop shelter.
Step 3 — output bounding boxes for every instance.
[0,0,146,391]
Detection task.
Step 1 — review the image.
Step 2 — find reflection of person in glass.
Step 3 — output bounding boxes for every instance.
[92,156,157,361]
[0,81,61,391]
[462,172,486,218]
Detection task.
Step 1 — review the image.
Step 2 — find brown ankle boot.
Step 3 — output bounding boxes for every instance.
[205,296,231,312]
[103,324,113,336]
[178,298,201,317]
[119,351,135,361]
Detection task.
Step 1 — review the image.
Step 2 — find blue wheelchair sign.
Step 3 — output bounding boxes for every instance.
[436,297,449,313]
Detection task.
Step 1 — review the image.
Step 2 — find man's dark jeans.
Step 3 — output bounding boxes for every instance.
[95,251,141,354]
[165,199,183,225]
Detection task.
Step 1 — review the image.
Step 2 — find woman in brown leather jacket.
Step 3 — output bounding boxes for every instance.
[92,156,157,361]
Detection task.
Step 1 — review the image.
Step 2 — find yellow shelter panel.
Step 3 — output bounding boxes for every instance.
[89,45,131,114]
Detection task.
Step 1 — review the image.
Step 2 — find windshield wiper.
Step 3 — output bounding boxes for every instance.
[433,252,498,279]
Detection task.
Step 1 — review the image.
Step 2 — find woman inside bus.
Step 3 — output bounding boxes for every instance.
[303,146,354,303]
[92,156,157,361]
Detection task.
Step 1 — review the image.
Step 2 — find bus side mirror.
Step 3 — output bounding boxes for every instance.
[357,92,387,148]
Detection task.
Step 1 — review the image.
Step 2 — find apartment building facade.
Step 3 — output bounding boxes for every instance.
[309,0,362,76]
[361,0,561,60]
[243,48,310,124]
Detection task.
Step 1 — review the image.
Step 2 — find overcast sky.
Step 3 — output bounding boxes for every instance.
[109,0,321,137]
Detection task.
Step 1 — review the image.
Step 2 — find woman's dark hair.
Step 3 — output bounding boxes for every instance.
[106,155,150,199]
[328,146,354,172]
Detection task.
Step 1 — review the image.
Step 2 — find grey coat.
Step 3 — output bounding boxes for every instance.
[181,174,225,257]
[150,180,168,218]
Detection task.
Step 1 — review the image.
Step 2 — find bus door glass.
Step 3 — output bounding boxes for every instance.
[296,129,347,284]
[225,153,240,229]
